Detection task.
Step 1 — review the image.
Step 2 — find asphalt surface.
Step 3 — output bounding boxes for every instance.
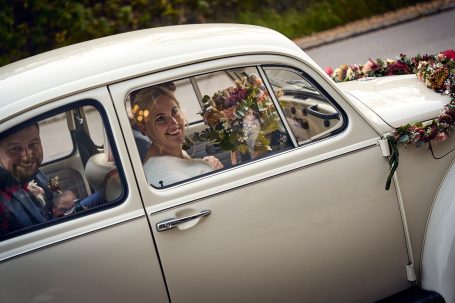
[304,8,455,69]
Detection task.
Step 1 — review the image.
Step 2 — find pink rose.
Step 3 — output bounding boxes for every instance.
[362,59,379,74]
[325,67,333,76]
[436,132,448,141]
[442,49,455,60]
[222,106,236,121]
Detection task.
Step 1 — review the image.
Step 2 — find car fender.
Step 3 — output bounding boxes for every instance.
[421,156,455,302]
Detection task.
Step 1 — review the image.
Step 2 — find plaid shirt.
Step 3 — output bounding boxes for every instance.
[0,167,47,237]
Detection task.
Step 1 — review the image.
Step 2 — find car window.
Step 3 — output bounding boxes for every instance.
[127,66,293,188]
[263,67,344,145]
[0,103,125,241]
[39,112,73,162]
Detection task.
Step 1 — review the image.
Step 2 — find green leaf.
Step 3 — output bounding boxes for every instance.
[237,144,249,154]
[398,134,410,143]
[235,109,245,118]
[256,133,270,146]
[262,119,279,133]
[202,95,211,103]
[241,100,249,110]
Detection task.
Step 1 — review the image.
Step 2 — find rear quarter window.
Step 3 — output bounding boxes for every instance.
[0,103,125,241]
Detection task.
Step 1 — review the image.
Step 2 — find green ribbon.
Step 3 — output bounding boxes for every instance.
[385,137,399,190]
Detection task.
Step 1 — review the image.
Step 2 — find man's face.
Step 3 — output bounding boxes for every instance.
[0,125,43,181]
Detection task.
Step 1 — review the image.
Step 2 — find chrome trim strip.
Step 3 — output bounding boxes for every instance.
[393,173,416,282]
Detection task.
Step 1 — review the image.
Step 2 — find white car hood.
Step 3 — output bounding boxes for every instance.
[336,74,451,128]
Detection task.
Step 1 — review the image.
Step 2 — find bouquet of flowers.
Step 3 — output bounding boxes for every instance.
[194,73,280,155]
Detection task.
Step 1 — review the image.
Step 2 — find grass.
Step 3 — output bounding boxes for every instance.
[235,0,428,39]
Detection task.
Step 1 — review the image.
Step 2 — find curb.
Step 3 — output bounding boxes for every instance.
[293,0,455,50]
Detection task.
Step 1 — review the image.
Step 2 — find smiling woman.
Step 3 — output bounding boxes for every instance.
[131,82,224,187]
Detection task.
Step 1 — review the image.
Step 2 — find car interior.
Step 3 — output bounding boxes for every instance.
[39,104,123,211]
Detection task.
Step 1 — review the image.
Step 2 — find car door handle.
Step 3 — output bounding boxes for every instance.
[156,210,211,232]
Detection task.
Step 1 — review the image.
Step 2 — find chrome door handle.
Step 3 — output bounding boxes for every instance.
[156,210,211,232]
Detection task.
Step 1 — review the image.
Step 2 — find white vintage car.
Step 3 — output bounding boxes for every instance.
[0,24,454,303]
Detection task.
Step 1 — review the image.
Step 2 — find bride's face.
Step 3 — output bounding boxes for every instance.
[145,95,185,154]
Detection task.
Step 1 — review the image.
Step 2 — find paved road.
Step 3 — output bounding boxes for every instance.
[306,9,455,69]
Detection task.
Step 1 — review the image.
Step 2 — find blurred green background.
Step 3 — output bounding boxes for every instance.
[0,0,428,66]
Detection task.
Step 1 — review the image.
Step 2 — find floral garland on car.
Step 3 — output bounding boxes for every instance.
[194,74,280,156]
[327,49,455,147]
[326,50,455,189]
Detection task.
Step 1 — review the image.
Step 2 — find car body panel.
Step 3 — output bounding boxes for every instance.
[109,53,410,302]
[422,158,455,303]
[337,75,451,128]
[0,217,168,303]
[147,146,409,302]
[392,136,455,278]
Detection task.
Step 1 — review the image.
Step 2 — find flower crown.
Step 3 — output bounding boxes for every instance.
[131,104,149,123]
[131,82,176,125]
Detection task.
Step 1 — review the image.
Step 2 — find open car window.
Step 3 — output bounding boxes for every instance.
[127,66,293,188]
[263,67,345,145]
[0,103,125,241]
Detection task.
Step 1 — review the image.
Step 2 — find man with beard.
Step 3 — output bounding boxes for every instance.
[0,123,48,236]
[0,122,107,237]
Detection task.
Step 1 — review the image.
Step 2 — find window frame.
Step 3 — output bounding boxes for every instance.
[0,99,128,242]
[127,64,296,189]
[261,65,348,147]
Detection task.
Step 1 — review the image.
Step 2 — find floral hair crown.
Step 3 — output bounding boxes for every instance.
[131,104,149,123]
[131,82,177,125]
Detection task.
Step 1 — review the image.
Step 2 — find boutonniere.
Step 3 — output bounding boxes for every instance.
[48,176,63,194]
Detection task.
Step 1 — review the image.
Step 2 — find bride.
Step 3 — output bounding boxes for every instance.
[132,82,223,187]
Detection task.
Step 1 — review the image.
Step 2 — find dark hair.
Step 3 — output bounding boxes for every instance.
[0,122,39,143]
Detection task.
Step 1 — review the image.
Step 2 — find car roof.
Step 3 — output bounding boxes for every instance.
[0,24,310,120]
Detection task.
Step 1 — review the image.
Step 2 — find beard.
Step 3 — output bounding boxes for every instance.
[11,160,40,182]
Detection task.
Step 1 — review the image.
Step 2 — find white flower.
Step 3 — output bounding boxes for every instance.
[28,180,46,207]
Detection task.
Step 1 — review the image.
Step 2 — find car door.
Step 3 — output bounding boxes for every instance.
[110,55,410,302]
[0,87,168,303]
